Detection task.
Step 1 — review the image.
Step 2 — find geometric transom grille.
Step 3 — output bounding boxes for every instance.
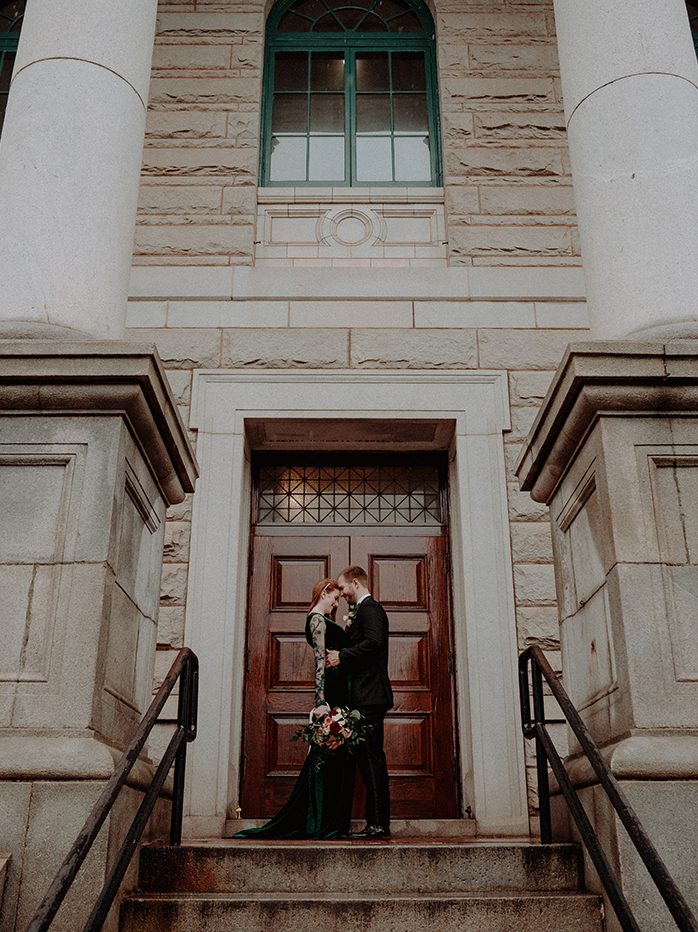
[257,463,442,525]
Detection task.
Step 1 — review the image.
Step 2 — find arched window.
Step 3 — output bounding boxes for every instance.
[689,1,698,55]
[261,0,441,186]
[0,0,24,135]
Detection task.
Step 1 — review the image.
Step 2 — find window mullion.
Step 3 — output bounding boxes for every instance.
[347,48,355,186]
[388,50,396,184]
[305,51,311,183]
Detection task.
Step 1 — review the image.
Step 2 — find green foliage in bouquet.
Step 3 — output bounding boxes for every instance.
[293,705,373,772]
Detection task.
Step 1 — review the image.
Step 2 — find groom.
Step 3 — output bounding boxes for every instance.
[326,565,393,838]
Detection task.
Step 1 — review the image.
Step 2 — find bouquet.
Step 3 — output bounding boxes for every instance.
[293,705,372,770]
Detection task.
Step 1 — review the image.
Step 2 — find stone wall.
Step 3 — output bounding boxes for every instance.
[136,0,581,827]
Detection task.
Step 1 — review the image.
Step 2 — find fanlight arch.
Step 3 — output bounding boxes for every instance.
[261,0,441,185]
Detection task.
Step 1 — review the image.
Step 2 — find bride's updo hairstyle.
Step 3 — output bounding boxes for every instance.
[308,577,340,618]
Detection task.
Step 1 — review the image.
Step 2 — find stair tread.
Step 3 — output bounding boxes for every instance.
[126,891,600,903]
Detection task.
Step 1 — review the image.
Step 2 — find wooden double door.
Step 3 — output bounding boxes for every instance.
[240,530,460,820]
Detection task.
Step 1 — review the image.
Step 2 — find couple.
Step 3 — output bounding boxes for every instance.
[236,565,393,840]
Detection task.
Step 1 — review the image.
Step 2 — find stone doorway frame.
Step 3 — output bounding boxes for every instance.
[184,369,528,837]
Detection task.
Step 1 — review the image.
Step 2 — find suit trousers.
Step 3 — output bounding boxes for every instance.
[356,704,390,828]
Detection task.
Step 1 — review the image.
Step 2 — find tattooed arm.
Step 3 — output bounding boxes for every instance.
[309,613,326,707]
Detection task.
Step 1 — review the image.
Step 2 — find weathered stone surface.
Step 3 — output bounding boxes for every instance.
[475,111,566,140]
[164,369,192,405]
[514,563,557,605]
[160,564,188,605]
[508,404,540,441]
[164,521,191,562]
[451,225,572,257]
[469,43,559,73]
[145,111,227,140]
[517,606,560,649]
[226,114,259,147]
[437,12,548,38]
[157,605,186,649]
[167,494,193,522]
[478,329,586,369]
[141,144,257,176]
[148,77,260,106]
[152,43,231,71]
[478,185,575,215]
[126,328,221,368]
[511,522,554,562]
[504,442,524,479]
[221,185,259,215]
[443,78,555,105]
[231,43,263,72]
[135,224,255,257]
[221,328,349,368]
[138,184,223,214]
[508,482,549,520]
[351,329,478,368]
[445,147,565,178]
[509,370,555,404]
[442,112,476,145]
[156,13,263,37]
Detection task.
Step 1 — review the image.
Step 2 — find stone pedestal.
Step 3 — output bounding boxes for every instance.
[517,341,698,931]
[0,343,197,932]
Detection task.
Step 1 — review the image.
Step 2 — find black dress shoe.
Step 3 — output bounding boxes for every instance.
[349,824,391,839]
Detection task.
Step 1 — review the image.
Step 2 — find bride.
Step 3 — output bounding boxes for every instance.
[234,578,355,839]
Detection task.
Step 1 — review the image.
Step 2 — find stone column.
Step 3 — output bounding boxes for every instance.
[553,0,698,339]
[0,0,157,340]
[0,344,197,932]
[517,342,698,931]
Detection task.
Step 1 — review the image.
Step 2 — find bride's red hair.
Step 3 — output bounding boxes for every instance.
[308,577,340,618]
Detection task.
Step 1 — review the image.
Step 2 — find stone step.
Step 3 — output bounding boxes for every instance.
[120,891,604,932]
[224,817,478,837]
[138,841,584,896]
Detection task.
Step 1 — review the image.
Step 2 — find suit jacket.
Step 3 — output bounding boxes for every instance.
[339,596,394,709]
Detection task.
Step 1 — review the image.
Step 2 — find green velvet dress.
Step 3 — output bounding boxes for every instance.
[234,613,355,839]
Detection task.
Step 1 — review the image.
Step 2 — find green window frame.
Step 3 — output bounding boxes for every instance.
[261,0,442,187]
[0,1,24,136]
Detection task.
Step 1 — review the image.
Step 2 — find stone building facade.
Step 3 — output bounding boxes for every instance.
[1,0,698,928]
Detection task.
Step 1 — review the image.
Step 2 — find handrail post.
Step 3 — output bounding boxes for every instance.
[531,659,552,844]
[170,654,194,845]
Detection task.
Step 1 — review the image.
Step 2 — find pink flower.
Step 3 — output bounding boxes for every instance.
[312,704,330,718]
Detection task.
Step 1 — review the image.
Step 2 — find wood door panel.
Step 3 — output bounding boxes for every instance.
[242,527,459,820]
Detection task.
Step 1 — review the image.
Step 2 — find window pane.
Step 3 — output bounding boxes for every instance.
[293,0,327,21]
[274,51,308,90]
[394,135,431,181]
[277,10,312,31]
[357,13,388,31]
[356,136,392,181]
[356,52,389,90]
[392,51,426,90]
[311,52,344,90]
[270,136,307,181]
[272,94,307,133]
[313,12,344,31]
[393,94,427,132]
[372,0,409,20]
[310,94,344,133]
[389,10,422,32]
[356,95,391,134]
[309,136,345,180]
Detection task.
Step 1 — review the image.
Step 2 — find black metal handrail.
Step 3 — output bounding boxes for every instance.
[27,647,199,932]
[519,645,698,932]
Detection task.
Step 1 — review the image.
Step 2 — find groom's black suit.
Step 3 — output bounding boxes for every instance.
[339,595,393,829]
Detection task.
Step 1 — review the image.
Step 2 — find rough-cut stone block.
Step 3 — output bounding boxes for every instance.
[504,442,524,478]
[164,370,192,405]
[160,563,188,606]
[164,521,191,562]
[231,44,263,72]
[444,78,555,104]
[478,329,586,369]
[141,145,257,177]
[145,110,228,140]
[444,185,481,215]
[147,77,260,106]
[508,482,549,520]
[437,12,548,37]
[509,370,555,404]
[167,494,193,522]
[351,329,477,368]
[517,606,560,649]
[156,12,263,36]
[445,147,565,178]
[469,43,559,73]
[475,111,567,141]
[451,225,572,257]
[135,224,255,258]
[221,329,349,368]
[478,185,575,215]
[226,115,259,148]
[152,43,230,70]
[514,563,557,605]
[221,186,258,215]
[126,328,221,369]
[442,113,476,146]
[137,184,223,214]
[157,605,186,649]
[511,523,554,563]
[508,404,540,441]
